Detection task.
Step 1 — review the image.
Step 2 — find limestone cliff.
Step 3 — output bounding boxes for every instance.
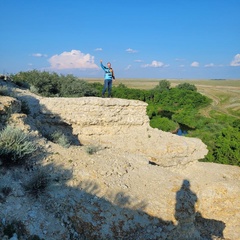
[39,97,208,167]
[0,81,239,240]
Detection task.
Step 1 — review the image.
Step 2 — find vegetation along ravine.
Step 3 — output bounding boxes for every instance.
[6,70,240,166]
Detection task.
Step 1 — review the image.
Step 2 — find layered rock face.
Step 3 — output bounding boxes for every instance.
[36,97,239,239]
[1,86,239,239]
[40,97,208,167]
[0,96,21,129]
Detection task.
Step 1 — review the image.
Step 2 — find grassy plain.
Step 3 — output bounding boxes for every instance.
[86,78,240,119]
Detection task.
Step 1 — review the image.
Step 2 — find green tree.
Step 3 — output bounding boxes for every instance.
[150,116,178,132]
[232,119,240,131]
[172,109,199,128]
[112,85,147,101]
[176,82,197,91]
[153,80,171,92]
[11,70,60,96]
[213,127,240,166]
[33,71,60,96]
[60,76,98,97]
[147,103,157,119]
[11,71,98,97]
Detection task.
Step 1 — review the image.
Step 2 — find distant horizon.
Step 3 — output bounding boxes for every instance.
[83,77,240,81]
[1,71,240,82]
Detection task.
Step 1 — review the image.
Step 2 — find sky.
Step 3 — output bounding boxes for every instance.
[1,0,240,79]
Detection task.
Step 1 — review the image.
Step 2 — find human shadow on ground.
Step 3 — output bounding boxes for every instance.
[1,161,228,239]
[0,80,227,239]
[170,179,226,239]
[10,161,227,239]
[171,179,200,239]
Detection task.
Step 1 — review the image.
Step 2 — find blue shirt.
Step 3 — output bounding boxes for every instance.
[101,62,115,80]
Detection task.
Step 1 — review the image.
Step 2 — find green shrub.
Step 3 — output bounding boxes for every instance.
[50,130,71,148]
[0,86,10,96]
[153,79,171,92]
[11,70,98,97]
[213,127,240,166]
[1,186,12,196]
[27,235,45,240]
[20,100,31,114]
[146,103,157,119]
[24,170,50,197]
[232,119,240,131]
[0,125,37,166]
[3,220,28,237]
[30,85,39,94]
[176,82,197,91]
[150,116,178,132]
[86,145,99,155]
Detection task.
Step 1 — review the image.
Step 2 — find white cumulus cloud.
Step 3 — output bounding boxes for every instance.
[142,60,166,68]
[32,53,48,57]
[125,65,131,70]
[205,63,215,67]
[126,48,138,53]
[230,54,240,66]
[191,61,199,67]
[48,50,98,69]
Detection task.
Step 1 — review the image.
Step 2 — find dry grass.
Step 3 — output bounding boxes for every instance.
[193,82,240,118]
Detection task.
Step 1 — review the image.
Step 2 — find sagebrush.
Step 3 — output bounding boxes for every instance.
[24,170,50,197]
[0,125,37,165]
[50,130,71,148]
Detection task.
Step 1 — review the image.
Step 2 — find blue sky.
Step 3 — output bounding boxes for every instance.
[1,0,240,79]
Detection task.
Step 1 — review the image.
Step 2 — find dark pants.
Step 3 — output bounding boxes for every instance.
[102,79,112,97]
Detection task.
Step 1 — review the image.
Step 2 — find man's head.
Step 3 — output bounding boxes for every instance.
[107,62,111,68]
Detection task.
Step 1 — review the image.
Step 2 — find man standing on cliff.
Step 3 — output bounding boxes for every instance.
[100,60,115,98]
